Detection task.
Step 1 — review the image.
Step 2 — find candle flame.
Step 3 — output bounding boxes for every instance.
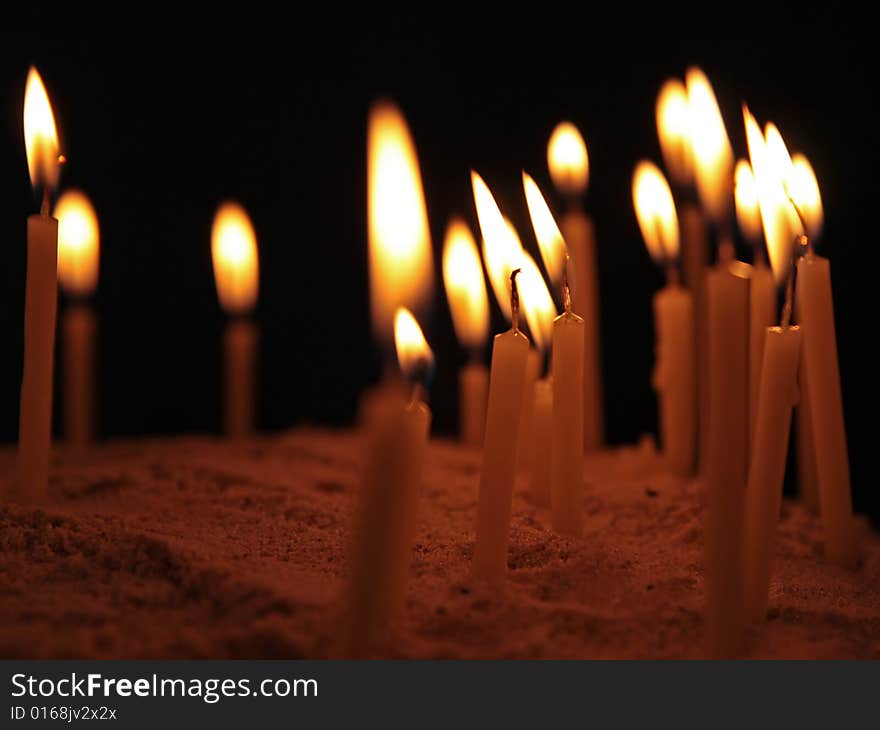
[656,78,693,187]
[522,171,568,285]
[632,161,679,265]
[442,217,490,353]
[472,171,523,322]
[789,154,823,241]
[547,122,589,197]
[518,251,556,352]
[394,307,434,381]
[734,159,762,245]
[686,68,733,225]
[24,67,61,192]
[368,100,434,347]
[211,202,259,315]
[743,107,798,285]
[54,190,100,296]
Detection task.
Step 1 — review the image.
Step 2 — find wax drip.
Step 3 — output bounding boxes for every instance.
[510,268,522,333]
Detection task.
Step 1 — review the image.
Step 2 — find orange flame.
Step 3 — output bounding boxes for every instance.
[547,122,589,197]
[632,161,679,265]
[394,307,434,381]
[656,78,693,187]
[367,101,434,346]
[472,171,523,322]
[518,251,556,352]
[54,190,100,296]
[523,171,568,285]
[734,159,762,245]
[442,218,490,353]
[211,202,259,315]
[789,154,823,241]
[743,107,798,284]
[686,68,733,224]
[24,67,60,192]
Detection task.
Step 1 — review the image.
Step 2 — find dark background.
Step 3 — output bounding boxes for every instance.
[1,17,876,522]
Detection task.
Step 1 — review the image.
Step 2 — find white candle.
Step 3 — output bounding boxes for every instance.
[652,284,695,476]
[550,312,584,535]
[528,377,552,506]
[748,263,776,451]
[14,68,62,503]
[211,202,260,438]
[744,325,801,621]
[224,320,258,438]
[797,253,858,568]
[62,306,96,448]
[704,260,750,657]
[516,348,541,473]
[473,316,530,583]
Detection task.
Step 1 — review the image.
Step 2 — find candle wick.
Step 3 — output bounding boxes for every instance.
[666,262,680,287]
[510,268,522,333]
[40,187,50,218]
[562,254,572,315]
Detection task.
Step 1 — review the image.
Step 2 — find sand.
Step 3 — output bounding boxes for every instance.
[1,428,878,659]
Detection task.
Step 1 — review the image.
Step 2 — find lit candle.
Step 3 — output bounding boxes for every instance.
[345,307,433,653]
[790,157,857,568]
[55,190,99,449]
[687,68,735,477]
[360,100,435,427]
[471,172,531,585]
[694,76,745,655]
[789,153,824,514]
[524,172,584,535]
[632,161,695,477]
[742,127,803,620]
[211,202,260,438]
[735,158,776,452]
[442,218,490,446]
[12,68,62,503]
[547,123,602,450]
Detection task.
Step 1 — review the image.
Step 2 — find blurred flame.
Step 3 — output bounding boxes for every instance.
[394,307,434,380]
[518,252,556,351]
[367,100,434,346]
[547,122,589,196]
[686,68,733,224]
[632,161,679,264]
[211,202,259,315]
[743,107,797,284]
[523,171,568,285]
[789,154,823,241]
[54,190,100,296]
[472,171,523,321]
[734,159,762,244]
[24,67,60,191]
[442,217,490,352]
[656,78,693,187]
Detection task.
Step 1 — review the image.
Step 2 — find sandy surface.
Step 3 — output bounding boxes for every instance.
[1,428,878,659]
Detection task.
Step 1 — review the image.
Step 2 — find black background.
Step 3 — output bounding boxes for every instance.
[1,16,876,522]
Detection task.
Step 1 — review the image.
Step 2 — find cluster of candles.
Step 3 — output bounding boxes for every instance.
[4,66,854,658]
